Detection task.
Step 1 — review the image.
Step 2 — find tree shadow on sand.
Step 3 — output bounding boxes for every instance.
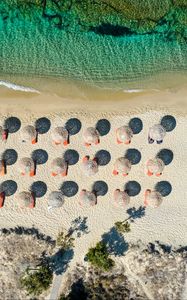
[102,227,128,256]
[69,216,90,238]
[126,206,146,222]
[0,226,55,245]
[50,248,74,275]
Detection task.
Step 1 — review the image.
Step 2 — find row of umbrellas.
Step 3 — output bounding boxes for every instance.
[0,116,176,146]
[0,180,172,209]
[0,148,173,177]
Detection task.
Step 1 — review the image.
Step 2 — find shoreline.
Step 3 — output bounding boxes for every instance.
[0,84,187,115]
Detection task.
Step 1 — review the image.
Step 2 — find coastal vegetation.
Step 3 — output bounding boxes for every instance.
[60,243,187,299]
[0,227,75,299]
[1,0,187,41]
[86,241,114,271]
[20,260,53,296]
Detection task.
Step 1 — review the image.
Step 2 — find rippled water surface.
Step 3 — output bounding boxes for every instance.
[0,2,187,92]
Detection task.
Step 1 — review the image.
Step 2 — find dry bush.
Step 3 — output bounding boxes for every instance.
[62,243,187,300]
[0,228,54,300]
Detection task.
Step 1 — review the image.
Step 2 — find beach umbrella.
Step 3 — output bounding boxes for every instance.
[79,190,97,207]
[144,189,163,208]
[51,126,69,145]
[116,125,133,144]
[148,124,166,144]
[21,125,37,144]
[0,126,6,141]
[146,158,164,176]
[114,189,130,207]
[51,158,67,176]
[83,127,100,146]
[113,157,131,176]
[18,191,35,208]
[0,160,5,176]
[48,191,65,210]
[82,156,98,176]
[19,157,35,176]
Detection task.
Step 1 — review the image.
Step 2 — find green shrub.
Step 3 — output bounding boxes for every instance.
[115,221,131,234]
[56,230,74,250]
[20,262,53,296]
[86,242,114,271]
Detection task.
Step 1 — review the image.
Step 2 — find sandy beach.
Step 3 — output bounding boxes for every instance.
[0,86,187,298]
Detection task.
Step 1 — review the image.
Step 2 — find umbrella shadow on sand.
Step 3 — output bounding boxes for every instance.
[65,118,82,144]
[4,117,21,139]
[0,180,17,196]
[128,117,143,134]
[60,181,79,197]
[96,119,111,136]
[155,181,172,197]
[2,149,18,174]
[32,149,48,175]
[30,181,47,204]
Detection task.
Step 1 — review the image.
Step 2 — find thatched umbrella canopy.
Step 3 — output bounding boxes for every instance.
[19,157,35,176]
[114,189,130,207]
[146,158,164,176]
[82,157,98,176]
[83,127,100,146]
[116,125,133,144]
[0,160,5,176]
[79,190,97,207]
[21,125,37,144]
[48,191,65,210]
[51,126,69,145]
[144,189,163,208]
[18,191,34,208]
[148,124,166,143]
[113,157,131,176]
[51,158,67,176]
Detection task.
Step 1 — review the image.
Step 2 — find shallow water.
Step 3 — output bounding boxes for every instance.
[0,2,187,96]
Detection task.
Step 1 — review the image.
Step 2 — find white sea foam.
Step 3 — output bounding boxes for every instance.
[123,88,159,93]
[0,80,40,93]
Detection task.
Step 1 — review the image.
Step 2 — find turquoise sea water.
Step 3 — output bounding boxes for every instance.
[0,3,187,92]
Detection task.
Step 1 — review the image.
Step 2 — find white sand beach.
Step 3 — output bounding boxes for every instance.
[0,86,187,298]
